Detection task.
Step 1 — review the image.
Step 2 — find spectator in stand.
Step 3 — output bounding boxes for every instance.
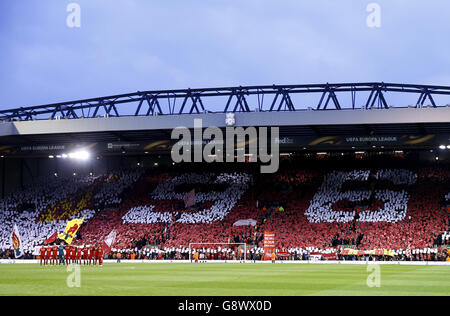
[0,166,448,262]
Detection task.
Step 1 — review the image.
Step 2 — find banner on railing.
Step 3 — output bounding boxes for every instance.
[263,231,276,261]
[340,248,394,257]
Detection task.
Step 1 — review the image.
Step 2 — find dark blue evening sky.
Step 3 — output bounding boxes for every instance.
[1,0,449,110]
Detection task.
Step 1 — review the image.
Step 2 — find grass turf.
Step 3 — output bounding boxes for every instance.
[0,263,449,296]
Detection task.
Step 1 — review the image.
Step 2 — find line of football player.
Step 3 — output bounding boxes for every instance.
[39,245,104,266]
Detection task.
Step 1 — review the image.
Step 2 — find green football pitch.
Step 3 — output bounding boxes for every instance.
[0,263,448,296]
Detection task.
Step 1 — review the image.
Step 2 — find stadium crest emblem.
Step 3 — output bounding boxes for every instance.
[225,113,235,127]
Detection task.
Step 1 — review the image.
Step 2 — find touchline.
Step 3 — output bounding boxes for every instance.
[171,119,280,173]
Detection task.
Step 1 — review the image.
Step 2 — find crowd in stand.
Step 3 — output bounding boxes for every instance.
[436,231,450,246]
[305,169,415,223]
[0,173,100,254]
[0,170,141,255]
[0,163,449,262]
[94,170,143,207]
[150,173,252,224]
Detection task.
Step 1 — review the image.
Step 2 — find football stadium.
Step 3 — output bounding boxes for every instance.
[0,82,449,296]
[1,1,450,301]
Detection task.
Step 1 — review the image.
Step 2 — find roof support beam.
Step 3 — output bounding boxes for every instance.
[1,82,450,121]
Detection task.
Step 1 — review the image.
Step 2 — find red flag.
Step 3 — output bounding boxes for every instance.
[183,189,196,208]
[44,232,58,245]
[102,229,117,254]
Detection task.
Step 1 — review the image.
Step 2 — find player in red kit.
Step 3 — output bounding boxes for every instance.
[49,245,54,265]
[47,246,52,265]
[69,246,77,264]
[82,246,89,265]
[73,246,77,264]
[98,246,104,266]
[70,245,75,264]
[92,245,98,266]
[66,245,71,265]
[91,245,97,266]
[76,246,82,265]
[40,246,45,266]
[71,246,76,264]
[44,246,50,266]
[71,245,76,264]
[69,246,75,264]
[86,245,91,265]
[88,245,94,265]
[52,245,58,265]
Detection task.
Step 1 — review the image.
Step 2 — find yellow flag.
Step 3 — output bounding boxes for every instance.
[58,217,85,244]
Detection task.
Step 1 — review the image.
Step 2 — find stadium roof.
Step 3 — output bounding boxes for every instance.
[0,82,449,154]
